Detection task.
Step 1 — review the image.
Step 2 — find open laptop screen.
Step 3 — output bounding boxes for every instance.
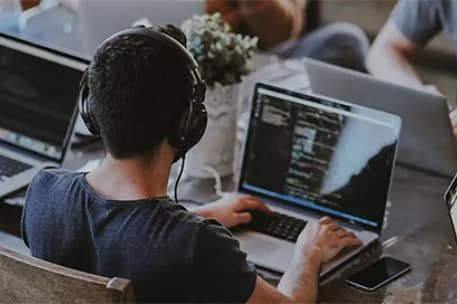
[0,34,87,162]
[238,83,401,232]
[444,173,457,245]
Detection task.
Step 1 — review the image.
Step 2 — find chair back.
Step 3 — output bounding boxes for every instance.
[0,246,135,303]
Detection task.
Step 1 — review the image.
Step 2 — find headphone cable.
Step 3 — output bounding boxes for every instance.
[203,165,228,198]
[174,156,186,203]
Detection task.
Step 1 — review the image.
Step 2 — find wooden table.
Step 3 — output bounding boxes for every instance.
[319,167,457,303]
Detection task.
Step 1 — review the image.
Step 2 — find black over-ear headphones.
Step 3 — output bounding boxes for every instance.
[78,26,207,161]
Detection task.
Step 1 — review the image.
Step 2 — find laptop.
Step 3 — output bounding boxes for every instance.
[234,83,401,277]
[0,33,88,197]
[304,58,457,178]
[78,0,204,56]
[444,171,457,245]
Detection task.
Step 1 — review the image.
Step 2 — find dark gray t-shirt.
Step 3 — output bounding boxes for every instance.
[22,170,256,303]
[392,0,457,51]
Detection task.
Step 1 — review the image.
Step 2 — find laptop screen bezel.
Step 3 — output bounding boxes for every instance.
[0,32,89,163]
[444,172,457,246]
[237,82,401,234]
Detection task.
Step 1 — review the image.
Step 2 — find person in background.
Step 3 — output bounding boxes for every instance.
[20,0,78,11]
[20,0,40,10]
[22,25,361,303]
[206,0,370,72]
[366,0,457,137]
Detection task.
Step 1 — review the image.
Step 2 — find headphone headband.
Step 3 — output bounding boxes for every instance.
[103,27,200,71]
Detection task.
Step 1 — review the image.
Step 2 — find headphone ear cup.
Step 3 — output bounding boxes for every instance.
[78,81,100,136]
[84,97,100,136]
[194,82,206,104]
[185,102,207,148]
[170,102,207,160]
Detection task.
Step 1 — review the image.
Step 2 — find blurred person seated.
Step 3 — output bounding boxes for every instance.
[206,0,370,72]
[366,0,457,137]
[0,0,79,32]
[21,0,78,10]
[22,24,361,303]
[20,0,40,10]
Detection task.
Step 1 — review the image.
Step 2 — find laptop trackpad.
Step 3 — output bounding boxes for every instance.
[236,231,294,273]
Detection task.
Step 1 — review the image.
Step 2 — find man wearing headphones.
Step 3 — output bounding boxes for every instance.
[22,25,361,303]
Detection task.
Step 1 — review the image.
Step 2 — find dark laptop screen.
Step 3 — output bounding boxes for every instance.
[238,84,400,232]
[0,35,87,161]
[445,173,457,245]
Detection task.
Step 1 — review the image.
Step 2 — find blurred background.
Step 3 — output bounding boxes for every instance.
[1,0,455,102]
[320,0,457,105]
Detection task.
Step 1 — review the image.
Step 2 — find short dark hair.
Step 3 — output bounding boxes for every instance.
[88,25,192,159]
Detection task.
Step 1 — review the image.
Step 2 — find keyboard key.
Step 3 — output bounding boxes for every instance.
[248,211,307,243]
[0,154,32,177]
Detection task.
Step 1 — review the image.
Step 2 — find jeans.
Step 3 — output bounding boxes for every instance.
[271,22,370,72]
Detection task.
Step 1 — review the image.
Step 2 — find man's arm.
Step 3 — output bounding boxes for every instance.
[366,20,423,88]
[367,13,457,137]
[193,197,361,303]
[191,194,272,228]
[367,0,443,94]
[248,218,361,303]
[248,273,319,304]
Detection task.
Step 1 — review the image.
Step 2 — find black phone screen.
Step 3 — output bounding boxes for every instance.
[346,257,410,291]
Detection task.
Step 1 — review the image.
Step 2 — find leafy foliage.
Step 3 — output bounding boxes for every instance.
[182,13,258,87]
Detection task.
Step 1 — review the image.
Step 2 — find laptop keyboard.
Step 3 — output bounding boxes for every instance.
[0,154,32,179]
[248,211,308,243]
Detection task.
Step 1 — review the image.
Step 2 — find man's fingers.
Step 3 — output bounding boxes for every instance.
[334,228,349,238]
[327,223,340,231]
[236,212,252,224]
[340,236,363,247]
[332,227,356,237]
[236,197,272,214]
[319,216,332,224]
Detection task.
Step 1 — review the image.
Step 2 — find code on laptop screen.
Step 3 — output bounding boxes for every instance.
[239,84,400,231]
[0,35,86,160]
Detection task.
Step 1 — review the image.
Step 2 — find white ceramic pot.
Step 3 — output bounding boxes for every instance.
[184,83,240,178]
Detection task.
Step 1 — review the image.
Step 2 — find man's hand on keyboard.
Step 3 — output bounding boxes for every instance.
[192,193,272,228]
[278,217,362,302]
[295,216,363,265]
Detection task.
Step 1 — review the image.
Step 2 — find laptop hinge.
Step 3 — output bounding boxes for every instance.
[0,141,58,164]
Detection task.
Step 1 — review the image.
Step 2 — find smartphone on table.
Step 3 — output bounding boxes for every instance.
[345,256,411,292]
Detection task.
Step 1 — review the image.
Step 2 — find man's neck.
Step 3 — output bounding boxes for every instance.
[86,147,173,201]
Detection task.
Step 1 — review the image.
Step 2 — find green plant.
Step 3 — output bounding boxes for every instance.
[182,13,258,87]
